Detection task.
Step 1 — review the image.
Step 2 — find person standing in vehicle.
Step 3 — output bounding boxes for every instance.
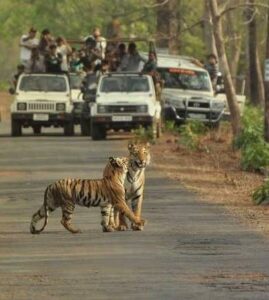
[118,42,146,72]
[19,27,39,66]
[84,27,107,63]
[25,48,45,73]
[192,54,219,89]
[45,44,63,73]
[39,29,53,56]
[56,37,72,72]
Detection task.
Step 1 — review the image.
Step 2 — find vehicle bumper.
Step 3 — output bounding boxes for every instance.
[11,112,73,127]
[91,115,154,129]
[164,106,224,124]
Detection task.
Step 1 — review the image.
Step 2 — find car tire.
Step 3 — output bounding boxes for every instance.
[64,121,74,136]
[33,125,41,135]
[80,118,91,136]
[91,122,106,140]
[11,118,22,137]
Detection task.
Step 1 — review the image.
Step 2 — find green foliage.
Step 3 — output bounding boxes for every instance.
[178,120,208,151]
[253,180,269,205]
[234,106,264,150]
[235,106,269,171]
[164,120,176,132]
[241,143,269,171]
[133,126,154,144]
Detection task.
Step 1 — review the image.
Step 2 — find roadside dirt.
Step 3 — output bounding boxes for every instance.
[0,92,11,121]
[152,129,269,235]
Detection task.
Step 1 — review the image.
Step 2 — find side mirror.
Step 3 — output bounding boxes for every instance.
[80,86,86,93]
[9,87,15,95]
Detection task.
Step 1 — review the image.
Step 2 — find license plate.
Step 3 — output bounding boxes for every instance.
[33,114,49,121]
[112,116,133,122]
[188,113,206,120]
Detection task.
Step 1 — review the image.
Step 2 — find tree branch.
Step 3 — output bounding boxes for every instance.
[219,3,269,17]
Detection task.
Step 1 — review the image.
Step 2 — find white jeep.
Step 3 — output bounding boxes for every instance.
[158,54,226,126]
[90,73,161,140]
[10,73,74,136]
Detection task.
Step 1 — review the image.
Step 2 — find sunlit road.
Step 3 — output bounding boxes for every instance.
[1,122,269,300]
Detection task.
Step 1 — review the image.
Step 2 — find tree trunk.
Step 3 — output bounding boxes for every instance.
[156,0,180,54]
[156,0,169,49]
[203,0,218,56]
[168,0,180,55]
[209,0,241,138]
[265,9,269,142]
[246,0,265,106]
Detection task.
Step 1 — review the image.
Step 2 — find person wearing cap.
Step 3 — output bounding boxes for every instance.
[39,29,53,56]
[44,44,63,73]
[19,27,39,66]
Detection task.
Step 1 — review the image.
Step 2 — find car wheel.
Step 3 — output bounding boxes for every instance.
[11,118,22,137]
[91,122,106,140]
[33,125,41,135]
[64,121,74,136]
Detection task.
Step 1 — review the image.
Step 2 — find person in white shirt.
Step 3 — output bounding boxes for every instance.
[20,27,39,66]
[56,37,72,72]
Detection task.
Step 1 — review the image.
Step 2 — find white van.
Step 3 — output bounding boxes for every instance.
[90,73,162,140]
[10,73,74,136]
[157,54,226,126]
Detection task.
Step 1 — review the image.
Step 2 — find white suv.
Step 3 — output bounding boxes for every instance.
[158,55,226,126]
[90,73,161,140]
[10,73,74,136]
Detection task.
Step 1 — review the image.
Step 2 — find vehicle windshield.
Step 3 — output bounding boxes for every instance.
[100,76,150,93]
[158,68,211,92]
[70,74,83,90]
[19,76,68,92]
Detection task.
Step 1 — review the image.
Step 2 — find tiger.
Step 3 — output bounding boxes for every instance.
[30,157,146,234]
[104,142,151,231]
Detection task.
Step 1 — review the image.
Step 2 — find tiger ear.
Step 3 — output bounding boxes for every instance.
[109,157,115,164]
[109,157,120,167]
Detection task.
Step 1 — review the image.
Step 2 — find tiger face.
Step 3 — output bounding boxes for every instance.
[109,157,129,174]
[128,143,151,169]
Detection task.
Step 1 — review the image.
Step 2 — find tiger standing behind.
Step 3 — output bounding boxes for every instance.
[104,142,151,231]
[30,157,146,234]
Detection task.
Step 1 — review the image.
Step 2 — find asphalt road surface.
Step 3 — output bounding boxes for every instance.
[1,122,269,300]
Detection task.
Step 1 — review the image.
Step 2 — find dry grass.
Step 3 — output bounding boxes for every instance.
[0,91,12,121]
[152,127,269,235]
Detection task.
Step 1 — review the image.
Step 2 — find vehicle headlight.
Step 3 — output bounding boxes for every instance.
[17,102,27,111]
[137,105,148,113]
[97,105,107,114]
[212,101,225,110]
[56,103,66,111]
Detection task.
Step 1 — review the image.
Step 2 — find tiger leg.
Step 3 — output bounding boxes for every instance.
[61,202,81,234]
[30,205,46,234]
[115,199,146,228]
[100,204,114,232]
[131,194,144,231]
[117,211,129,231]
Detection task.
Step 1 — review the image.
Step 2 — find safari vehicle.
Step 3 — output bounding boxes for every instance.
[89,73,162,140]
[10,73,74,136]
[158,54,226,126]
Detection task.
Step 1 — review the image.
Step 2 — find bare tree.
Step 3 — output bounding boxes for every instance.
[209,0,241,137]
[246,0,265,106]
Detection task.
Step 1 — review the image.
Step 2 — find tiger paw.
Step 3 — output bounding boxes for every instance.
[102,225,115,233]
[116,224,128,231]
[135,218,147,228]
[131,223,144,231]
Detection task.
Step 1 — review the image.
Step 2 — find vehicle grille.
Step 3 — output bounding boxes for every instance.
[188,101,210,108]
[107,105,138,113]
[28,102,55,111]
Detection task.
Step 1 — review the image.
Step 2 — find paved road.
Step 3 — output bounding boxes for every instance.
[1,122,269,300]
